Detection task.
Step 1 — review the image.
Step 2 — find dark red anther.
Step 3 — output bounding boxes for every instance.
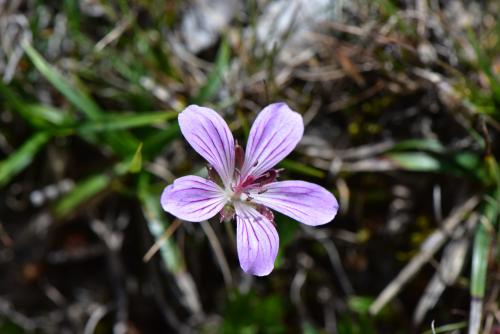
[235,142,245,171]
[207,164,223,186]
[257,206,275,224]
[239,175,255,189]
[219,205,235,223]
[255,169,280,186]
[207,164,218,181]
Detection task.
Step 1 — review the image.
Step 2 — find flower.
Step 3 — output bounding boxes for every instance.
[161,103,339,276]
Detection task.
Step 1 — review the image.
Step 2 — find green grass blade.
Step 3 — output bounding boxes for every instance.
[469,193,498,334]
[421,321,467,334]
[114,143,144,175]
[466,29,500,107]
[0,81,71,127]
[191,37,230,104]
[23,43,102,119]
[138,173,181,273]
[76,111,178,133]
[391,139,445,153]
[385,152,442,171]
[451,152,485,181]
[0,132,51,187]
[142,123,181,159]
[54,141,150,218]
[279,159,326,178]
[129,143,143,173]
[53,173,111,218]
[25,104,73,126]
[22,42,139,156]
[470,209,497,298]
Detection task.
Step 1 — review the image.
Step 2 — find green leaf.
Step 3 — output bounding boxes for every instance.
[466,29,500,106]
[76,111,178,133]
[129,143,143,173]
[471,197,497,298]
[391,139,445,153]
[138,173,181,273]
[279,159,326,178]
[142,123,181,159]
[53,142,150,218]
[23,42,102,119]
[485,155,500,188]
[191,37,230,104]
[348,296,375,315]
[23,42,139,156]
[385,152,441,171]
[451,152,485,180]
[0,132,51,187]
[302,323,320,334]
[0,81,71,127]
[25,104,72,126]
[54,173,111,218]
[421,321,467,334]
[222,291,285,334]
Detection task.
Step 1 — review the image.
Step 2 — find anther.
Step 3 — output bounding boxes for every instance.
[255,169,279,186]
[207,164,218,181]
[235,143,245,171]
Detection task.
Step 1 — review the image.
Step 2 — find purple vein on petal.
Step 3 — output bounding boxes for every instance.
[250,180,338,226]
[178,105,235,187]
[234,202,279,276]
[242,103,303,179]
[161,175,227,222]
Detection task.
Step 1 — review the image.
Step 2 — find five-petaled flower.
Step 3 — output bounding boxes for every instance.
[161,103,339,276]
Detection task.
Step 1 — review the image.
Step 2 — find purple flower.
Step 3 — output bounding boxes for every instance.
[161,103,339,276]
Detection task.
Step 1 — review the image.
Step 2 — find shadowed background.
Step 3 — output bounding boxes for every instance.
[0,0,499,333]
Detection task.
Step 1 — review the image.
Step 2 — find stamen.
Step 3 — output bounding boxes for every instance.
[257,206,275,224]
[255,169,279,186]
[235,142,245,171]
[239,175,255,189]
[219,205,235,223]
[207,164,218,181]
[253,160,259,167]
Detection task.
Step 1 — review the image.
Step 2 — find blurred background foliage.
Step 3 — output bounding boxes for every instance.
[0,0,499,333]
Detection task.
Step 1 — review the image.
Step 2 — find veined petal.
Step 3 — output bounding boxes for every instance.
[234,202,279,276]
[250,181,338,226]
[241,103,303,180]
[179,105,235,187]
[161,176,227,222]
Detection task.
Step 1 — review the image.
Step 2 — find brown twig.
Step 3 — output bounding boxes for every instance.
[143,219,182,262]
[369,195,480,315]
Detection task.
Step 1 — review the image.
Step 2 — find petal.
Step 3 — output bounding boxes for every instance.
[234,202,279,276]
[161,176,227,222]
[250,181,339,226]
[241,103,303,179]
[179,105,235,187]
